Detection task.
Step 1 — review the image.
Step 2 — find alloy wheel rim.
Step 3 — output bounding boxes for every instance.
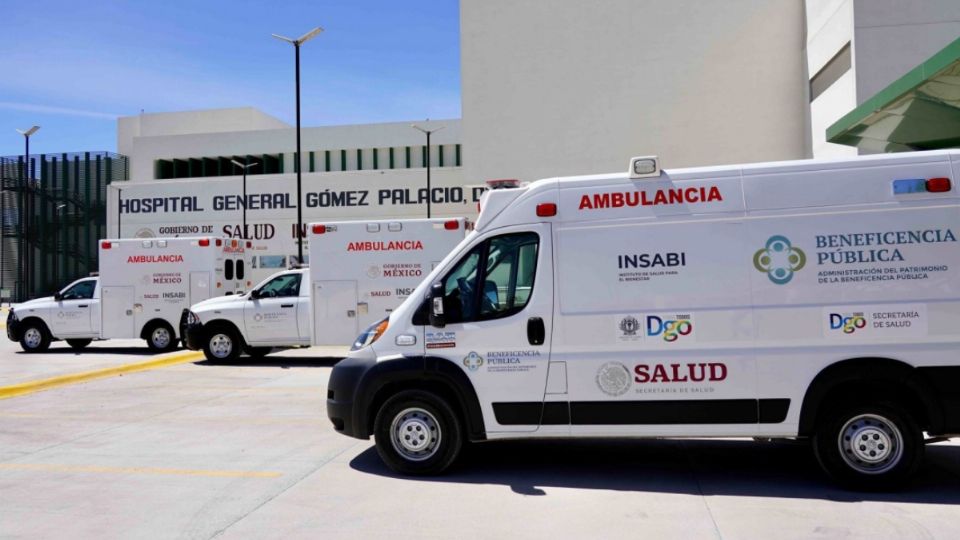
[209,334,233,358]
[23,328,42,349]
[152,327,171,349]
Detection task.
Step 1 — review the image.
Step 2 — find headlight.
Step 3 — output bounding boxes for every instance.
[351,317,389,351]
[186,311,199,325]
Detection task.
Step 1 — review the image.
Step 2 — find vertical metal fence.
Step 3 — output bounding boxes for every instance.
[0,152,128,302]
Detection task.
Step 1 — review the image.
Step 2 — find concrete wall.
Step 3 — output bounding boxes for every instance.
[122,116,460,182]
[806,0,858,158]
[461,0,808,183]
[118,107,290,158]
[853,0,960,102]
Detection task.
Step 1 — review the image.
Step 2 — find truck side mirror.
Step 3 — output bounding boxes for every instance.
[249,289,261,300]
[54,292,63,301]
[428,282,446,328]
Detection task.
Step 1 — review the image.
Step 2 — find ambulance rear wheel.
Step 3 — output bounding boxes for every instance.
[203,327,240,362]
[145,322,176,352]
[66,339,92,350]
[813,402,922,490]
[373,390,463,476]
[19,323,50,353]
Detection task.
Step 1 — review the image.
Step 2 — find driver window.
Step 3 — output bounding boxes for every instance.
[441,232,539,324]
[61,280,96,300]
[479,234,539,318]
[258,274,301,298]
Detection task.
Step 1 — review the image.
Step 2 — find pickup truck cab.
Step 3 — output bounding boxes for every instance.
[7,277,101,352]
[182,268,311,361]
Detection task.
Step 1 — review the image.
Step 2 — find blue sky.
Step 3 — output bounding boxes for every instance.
[0,0,461,157]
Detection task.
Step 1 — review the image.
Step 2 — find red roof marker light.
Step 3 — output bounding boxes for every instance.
[927,177,951,193]
[101,241,111,249]
[536,203,557,217]
[198,238,210,247]
[312,224,326,234]
[444,220,459,230]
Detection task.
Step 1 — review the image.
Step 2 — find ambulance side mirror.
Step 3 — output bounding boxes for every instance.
[54,292,63,301]
[428,282,446,328]
[249,289,261,300]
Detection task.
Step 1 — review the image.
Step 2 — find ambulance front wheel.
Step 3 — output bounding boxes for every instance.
[813,402,923,490]
[203,326,241,362]
[373,390,463,476]
[145,321,177,352]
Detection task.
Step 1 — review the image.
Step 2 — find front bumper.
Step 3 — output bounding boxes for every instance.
[326,355,376,439]
[179,311,204,351]
[6,312,21,342]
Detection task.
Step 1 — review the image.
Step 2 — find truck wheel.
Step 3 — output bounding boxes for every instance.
[145,322,177,352]
[373,390,463,476]
[19,323,51,353]
[203,327,241,362]
[244,346,272,359]
[66,339,92,350]
[813,402,922,490]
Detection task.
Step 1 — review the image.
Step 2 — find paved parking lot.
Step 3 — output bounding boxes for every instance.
[1,336,959,539]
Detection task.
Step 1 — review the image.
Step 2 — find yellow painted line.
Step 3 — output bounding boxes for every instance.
[0,350,205,401]
[0,463,281,479]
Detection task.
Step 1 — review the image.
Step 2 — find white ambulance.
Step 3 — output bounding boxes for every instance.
[6,237,236,352]
[308,218,466,346]
[180,218,467,361]
[326,150,960,489]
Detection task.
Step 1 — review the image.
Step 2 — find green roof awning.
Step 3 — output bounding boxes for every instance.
[827,36,960,152]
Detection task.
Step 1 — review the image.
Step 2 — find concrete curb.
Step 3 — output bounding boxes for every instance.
[0,350,205,401]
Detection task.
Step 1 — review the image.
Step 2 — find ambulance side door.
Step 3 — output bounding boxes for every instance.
[424,225,555,434]
[244,272,302,343]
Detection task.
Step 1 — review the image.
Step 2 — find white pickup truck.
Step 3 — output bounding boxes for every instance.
[6,276,101,352]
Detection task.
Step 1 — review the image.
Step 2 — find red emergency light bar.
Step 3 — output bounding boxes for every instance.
[486,178,520,190]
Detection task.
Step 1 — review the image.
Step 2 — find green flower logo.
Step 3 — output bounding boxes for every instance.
[753,235,806,285]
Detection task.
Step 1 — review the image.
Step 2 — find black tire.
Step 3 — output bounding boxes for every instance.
[373,390,463,476]
[244,346,272,358]
[203,325,241,362]
[19,322,51,353]
[813,402,923,490]
[66,339,92,350]
[145,321,177,352]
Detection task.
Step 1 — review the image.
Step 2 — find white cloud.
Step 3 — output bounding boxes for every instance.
[0,101,120,120]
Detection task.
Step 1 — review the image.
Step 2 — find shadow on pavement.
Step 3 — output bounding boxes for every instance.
[17,346,157,357]
[196,356,342,369]
[350,438,960,503]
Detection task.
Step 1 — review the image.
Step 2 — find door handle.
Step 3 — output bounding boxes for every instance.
[527,317,545,346]
[78,305,88,308]
[281,304,294,308]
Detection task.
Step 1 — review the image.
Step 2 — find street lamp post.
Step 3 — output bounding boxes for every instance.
[273,26,323,266]
[15,126,39,300]
[231,159,259,240]
[411,124,445,218]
